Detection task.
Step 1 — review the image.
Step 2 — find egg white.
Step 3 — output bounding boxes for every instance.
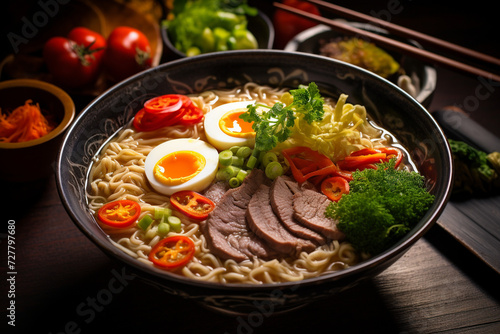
[144,138,219,196]
[204,101,256,151]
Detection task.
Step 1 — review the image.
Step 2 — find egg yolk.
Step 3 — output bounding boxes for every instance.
[154,151,206,186]
[219,109,255,138]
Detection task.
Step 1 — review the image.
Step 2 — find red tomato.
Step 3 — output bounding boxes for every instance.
[43,27,106,88]
[273,0,321,49]
[104,26,152,82]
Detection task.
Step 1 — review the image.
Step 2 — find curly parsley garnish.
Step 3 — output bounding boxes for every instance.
[240,82,325,152]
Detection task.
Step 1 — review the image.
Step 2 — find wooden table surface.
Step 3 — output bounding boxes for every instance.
[2,1,500,333]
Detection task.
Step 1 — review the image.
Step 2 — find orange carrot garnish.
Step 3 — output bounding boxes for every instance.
[0,100,56,143]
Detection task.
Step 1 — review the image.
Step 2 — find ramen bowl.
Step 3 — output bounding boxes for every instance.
[0,79,75,182]
[285,23,437,107]
[56,50,452,315]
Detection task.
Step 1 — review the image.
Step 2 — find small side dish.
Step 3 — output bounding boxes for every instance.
[0,100,56,143]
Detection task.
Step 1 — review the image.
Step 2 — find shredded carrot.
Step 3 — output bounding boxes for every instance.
[0,100,56,143]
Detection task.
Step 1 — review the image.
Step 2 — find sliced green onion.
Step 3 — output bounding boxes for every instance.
[158,221,170,236]
[154,206,172,220]
[229,177,241,188]
[251,148,261,158]
[265,161,284,180]
[246,155,258,169]
[216,168,232,181]
[236,146,252,159]
[137,215,153,231]
[262,152,278,167]
[229,146,241,155]
[168,215,182,232]
[236,169,248,183]
[219,150,233,166]
[231,155,244,168]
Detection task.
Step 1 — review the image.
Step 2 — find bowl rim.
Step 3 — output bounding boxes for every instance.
[56,49,453,291]
[0,79,75,149]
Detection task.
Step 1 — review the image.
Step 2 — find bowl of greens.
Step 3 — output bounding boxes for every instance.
[161,0,274,60]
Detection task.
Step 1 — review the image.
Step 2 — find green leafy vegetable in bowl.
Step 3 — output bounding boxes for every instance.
[164,0,259,56]
[448,139,500,195]
[325,159,435,255]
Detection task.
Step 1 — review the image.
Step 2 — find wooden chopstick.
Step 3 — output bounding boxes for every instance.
[304,0,500,68]
[274,2,500,82]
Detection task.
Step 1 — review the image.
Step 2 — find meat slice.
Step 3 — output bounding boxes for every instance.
[270,176,326,245]
[202,181,229,205]
[200,169,278,262]
[292,189,345,241]
[246,184,316,255]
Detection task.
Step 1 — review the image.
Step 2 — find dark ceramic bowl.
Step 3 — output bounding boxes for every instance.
[56,50,452,315]
[285,23,437,107]
[161,9,274,60]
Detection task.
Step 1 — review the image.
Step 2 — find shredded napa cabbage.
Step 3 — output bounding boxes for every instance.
[274,94,381,161]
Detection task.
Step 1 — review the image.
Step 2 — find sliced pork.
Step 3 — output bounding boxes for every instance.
[200,169,278,262]
[202,181,230,205]
[270,176,326,245]
[246,184,316,255]
[292,189,345,241]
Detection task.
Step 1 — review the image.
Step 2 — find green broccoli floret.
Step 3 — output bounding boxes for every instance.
[325,159,435,255]
[448,139,499,194]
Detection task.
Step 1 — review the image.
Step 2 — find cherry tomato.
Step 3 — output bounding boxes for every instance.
[43,27,106,88]
[321,176,349,202]
[97,200,141,228]
[273,0,321,49]
[170,190,215,220]
[104,26,152,82]
[149,235,196,269]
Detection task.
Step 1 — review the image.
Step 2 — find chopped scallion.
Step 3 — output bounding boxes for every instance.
[167,216,182,232]
[265,161,284,180]
[137,215,153,231]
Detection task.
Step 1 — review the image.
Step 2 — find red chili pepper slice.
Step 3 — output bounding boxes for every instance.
[281,146,338,184]
[179,104,204,125]
[378,147,403,168]
[321,176,349,202]
[149,235,195,269]
[144,94,183,114]
[336,147,403,171]
[170,190,215,220]
[97,200,141,228]
[337,152,387,170]
[133,94,193,132]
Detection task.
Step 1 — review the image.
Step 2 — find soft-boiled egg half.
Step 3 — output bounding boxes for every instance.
[144,138,219,196]
[204,101,256,151]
